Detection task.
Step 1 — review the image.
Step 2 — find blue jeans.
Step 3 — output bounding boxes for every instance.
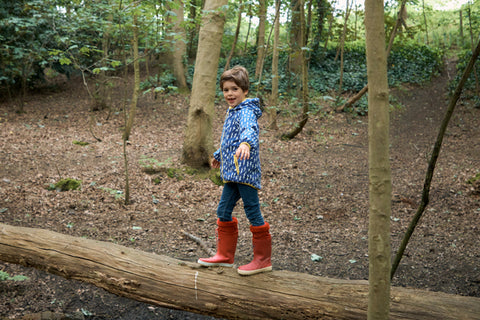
[217,183,264,226]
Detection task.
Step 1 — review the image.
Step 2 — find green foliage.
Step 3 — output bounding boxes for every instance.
[0,0,60,88]
[73,140,89,146]
[209,170,224,186]
[449,49,480,98]
[388,44,444,86]
[466,172,480,185]
[138,156,172,174]
[167,168,184,180]
[140,71,178,96]
[98,187,124,200]
[221,42,441,103]
[0,270,29,282]
[0,0,446,119]
[48,178,82,192]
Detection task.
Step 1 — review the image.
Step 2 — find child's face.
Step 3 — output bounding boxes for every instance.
[222,80,247,108]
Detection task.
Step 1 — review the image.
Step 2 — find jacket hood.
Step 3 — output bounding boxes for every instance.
[234,98,262,119]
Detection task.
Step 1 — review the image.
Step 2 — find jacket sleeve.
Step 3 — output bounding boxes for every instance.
[239,108,259,150]
[213,148,221,162]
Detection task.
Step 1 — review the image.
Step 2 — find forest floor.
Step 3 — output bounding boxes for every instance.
[0,57,479,319]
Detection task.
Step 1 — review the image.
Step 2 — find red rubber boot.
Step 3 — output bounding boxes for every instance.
[237,222,272,275]
[198,217,238,267]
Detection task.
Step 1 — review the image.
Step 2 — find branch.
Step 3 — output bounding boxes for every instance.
[181,230,215,256]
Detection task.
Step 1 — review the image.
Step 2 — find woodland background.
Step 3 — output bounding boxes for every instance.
[1,0,480,319]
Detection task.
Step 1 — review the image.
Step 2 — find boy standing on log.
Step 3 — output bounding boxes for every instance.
[198,66,272,276]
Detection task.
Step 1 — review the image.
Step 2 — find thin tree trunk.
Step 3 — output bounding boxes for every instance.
[281,5,308,140]
[289,0,304,87]
[391,38,480,279]
[268,0,281,130]
[96,12,111,111]
[187,0,200,61]
[337,0,351,95]
[168,0,189,92]
[335,0,350,61]
[225,0,243,71]
[244,4,252,52]
[467,7,479,96]
[122,13,140,205]
[422,0,429,45]
[305,0,313,46]
[386,0,408,57]
[459,9,464,46]
[365,0,391,318]
[254,0,266,78]
[324,13,333,50]
[312,0,327,53]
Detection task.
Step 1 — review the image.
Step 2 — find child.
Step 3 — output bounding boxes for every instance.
[198,66,272,276]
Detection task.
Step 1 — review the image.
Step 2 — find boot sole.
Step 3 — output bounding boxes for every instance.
[197,259,234,267]
[237,265,272,276]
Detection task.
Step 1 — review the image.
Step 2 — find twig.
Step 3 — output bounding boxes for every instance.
[181,230,215,257]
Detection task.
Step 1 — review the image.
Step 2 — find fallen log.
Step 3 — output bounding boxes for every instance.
[0,223,479,320]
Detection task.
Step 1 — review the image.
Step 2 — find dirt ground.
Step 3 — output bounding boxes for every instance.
[0,58,479,319]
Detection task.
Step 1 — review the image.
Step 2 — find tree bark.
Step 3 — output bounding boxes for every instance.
[166,0,189,92]
[365,0,392,318]
[281,0,309,140]
[224,0,243,71]
[337,0,352,95]
[268,0,281,130]
[289,0,305,89]
[1,223,479,320]
[182,0,228,168]
[122,13,140,205]
[254,0,266,78]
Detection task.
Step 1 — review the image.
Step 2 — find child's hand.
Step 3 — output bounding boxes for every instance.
[211,158,220,169]
[235,143,250,161]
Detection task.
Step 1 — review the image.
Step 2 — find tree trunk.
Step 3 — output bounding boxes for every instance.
[122,13,140,205]
[337,0,351,95]
[167,0,189,92]
[187,0,200,62]
[467,7,480,96]
[182,0,228,168]
[289,0,304,91]
[281,3,309,141]
[312,0,328,53]
[422,0,429,44]
[254,0,266,78]
[225,0,243,71]
[459,9,464,45]
[243,5,253,52]
[1,223,479,320]
[365,0,391,318]
[95,6,113,111]
[268,0,280,130]
[323,12,333,50]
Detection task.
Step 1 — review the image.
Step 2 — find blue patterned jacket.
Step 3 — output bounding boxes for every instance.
[213,98,262,189]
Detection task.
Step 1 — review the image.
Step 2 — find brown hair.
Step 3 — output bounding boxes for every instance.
[220,65,250,92]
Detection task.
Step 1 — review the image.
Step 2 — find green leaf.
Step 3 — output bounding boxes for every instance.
[10,275,29,281]
[310,254,323,262]
[59,57,72,65]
